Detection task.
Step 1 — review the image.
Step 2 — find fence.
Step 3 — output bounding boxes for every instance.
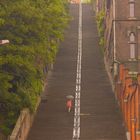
[9,109,31,140]
[115,64,140,140]
[0,133,7,140]
[8,98,40,140]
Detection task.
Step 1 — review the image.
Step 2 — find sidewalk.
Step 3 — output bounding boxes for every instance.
[27,4,79,140]
[80,4,127,140]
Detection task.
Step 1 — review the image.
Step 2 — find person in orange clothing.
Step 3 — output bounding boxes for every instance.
[66,99,72,112]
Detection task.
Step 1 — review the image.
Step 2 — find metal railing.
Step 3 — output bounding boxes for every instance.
[115,64,140,140]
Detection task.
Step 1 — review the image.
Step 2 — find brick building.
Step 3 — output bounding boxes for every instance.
[96,0,140,80]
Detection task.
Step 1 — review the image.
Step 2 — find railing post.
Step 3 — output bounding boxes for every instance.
[136,74,140,140]
[130,83,137,140]
[124,76,132,131]
[121,68,129,121]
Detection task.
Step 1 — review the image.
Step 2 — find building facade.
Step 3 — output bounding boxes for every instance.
[96,0,140,80]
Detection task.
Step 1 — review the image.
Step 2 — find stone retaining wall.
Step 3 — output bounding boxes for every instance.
[8,98,41,140]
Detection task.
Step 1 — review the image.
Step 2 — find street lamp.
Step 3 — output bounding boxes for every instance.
[0,40,9,45]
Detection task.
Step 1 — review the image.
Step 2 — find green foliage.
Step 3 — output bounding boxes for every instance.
[96,10,105,48]
[0,0,70,135]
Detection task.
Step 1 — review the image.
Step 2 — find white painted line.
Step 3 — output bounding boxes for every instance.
[78,100,80,106]
[75,107,80,115]
[78,86,81,91]
[75,92,78,96]
[74,118,77,126]
[76,79,79,84]
[74,108,77,116]
[75,101,80,108]
[72,1,82,140]
[77,117,80,125]
[73,129,76,137]
[76,79,80,85]
[75,93,80,99]
[77,73,80,78]
[77,127,80,138]
[76,85,78,91]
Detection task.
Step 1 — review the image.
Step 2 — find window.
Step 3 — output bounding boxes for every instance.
[130,44,135,59]
[129,33,136,59]
[130,32,135,42]
[129,0,135,18]
[130,3,135,17]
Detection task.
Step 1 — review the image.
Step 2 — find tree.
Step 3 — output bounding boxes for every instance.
[0,0,70,135]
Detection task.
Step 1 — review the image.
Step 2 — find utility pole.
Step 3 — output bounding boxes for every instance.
[113,0,118,77]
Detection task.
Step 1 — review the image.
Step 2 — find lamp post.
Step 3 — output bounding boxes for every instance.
[0,40,9,45]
